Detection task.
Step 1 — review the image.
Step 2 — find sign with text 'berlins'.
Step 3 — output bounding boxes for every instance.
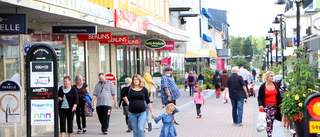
[77,32,112,41]
[0,14,26,34]
[99,36,129,44]
[114,38,141,45]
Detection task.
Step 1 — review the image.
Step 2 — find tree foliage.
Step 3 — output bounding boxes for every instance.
[230,35,265,70]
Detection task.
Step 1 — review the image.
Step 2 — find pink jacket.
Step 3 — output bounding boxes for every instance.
[194,93,205,104]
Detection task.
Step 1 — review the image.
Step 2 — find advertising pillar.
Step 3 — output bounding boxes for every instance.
[26,43,58,137]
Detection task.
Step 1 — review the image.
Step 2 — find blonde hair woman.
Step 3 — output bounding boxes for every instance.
[258,71,282,137]
[73,75,90,134]
[122,74,155,136]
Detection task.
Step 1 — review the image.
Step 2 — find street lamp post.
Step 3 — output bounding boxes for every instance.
[265,36,270,69]
[267,33,273,67]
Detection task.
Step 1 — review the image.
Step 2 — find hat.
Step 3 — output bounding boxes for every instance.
[164,67,173,71]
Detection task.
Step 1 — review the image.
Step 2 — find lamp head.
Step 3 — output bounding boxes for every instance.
[272,17,280,24]
[268,28,274,34]
[275,0,286,4]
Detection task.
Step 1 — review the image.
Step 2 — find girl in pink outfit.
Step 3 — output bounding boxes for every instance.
[194,87,205,119]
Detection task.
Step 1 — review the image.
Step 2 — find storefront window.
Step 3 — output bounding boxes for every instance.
[0,35,20,83]
[71,35,85,82]
[116,46,125,79]
[24,33,66,87]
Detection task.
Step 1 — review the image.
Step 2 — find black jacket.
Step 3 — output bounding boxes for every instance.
[257,82,282,121]
[58,86,79,110]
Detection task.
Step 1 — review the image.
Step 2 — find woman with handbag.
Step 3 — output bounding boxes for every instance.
[219,69,229,103]
[257,71,282,137]
[58,76,78,137]
[73,75,90,134]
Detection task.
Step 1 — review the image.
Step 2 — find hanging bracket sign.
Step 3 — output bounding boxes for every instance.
[144,39,165,49]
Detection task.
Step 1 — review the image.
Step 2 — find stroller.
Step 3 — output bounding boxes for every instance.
[248,82,255,97]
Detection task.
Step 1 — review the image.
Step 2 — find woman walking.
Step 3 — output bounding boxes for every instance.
[119,77,132,132]
[213,69,221,98]
[122,74,155,137]
[58,76,78,137]
[73,75,90,134]
[257,71,282,137]
[219,69,229,103]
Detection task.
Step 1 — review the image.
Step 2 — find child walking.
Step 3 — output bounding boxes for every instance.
[194,87,205,119]
[154,103,179,137]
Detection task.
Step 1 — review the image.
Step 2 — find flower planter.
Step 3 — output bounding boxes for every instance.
[294,119,305,137]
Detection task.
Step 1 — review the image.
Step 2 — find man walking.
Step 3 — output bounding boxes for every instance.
[238,64,250,102]
[91,73,118,135]
[224,67,248,127]
[252,68,256,81]
[161,67,181,125]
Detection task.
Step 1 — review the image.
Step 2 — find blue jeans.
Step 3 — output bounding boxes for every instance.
[144,101,150,123]
[128,111,147,137]
[230,98,244,124]
[189,84,195,96]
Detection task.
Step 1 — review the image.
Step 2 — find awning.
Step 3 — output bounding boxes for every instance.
[202,34,213,42]
[161,57,171,66]
[187,51,199,58]
[199,49,217,58]
[201,8,212,19]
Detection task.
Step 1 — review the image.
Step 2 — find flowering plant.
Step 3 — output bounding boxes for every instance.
[281,46,320,121]
[201,67,215,85]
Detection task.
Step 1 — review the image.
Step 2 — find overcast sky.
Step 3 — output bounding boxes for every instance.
[206,0,285,38]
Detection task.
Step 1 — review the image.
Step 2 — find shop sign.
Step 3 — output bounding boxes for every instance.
[156,41,175,51]
[115,9,147,34]
[105,73,116,91]
[0,14,26,34]
[53,26,97,34]
[0,35,19,45]
[99,36,129,44]
[0,80,22,124]
[144,39,165,49]
[30,100,54,125]
[171,43,186,53]
[114,38,141,45]
[77,32,111,41]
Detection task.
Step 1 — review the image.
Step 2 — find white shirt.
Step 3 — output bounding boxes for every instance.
[238,68,249,81]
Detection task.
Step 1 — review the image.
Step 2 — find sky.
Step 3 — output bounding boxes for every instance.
[206,0,285,38]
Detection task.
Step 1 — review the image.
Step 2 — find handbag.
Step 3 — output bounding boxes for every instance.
[151,86,156,93]
[221,86,225,91]
[256,110,267,132]
[84,102,93,117]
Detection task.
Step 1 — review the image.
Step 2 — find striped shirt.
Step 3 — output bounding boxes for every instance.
[93,80,116,107]
[161,74,181,104]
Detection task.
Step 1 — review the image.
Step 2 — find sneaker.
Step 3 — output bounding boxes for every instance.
[148,123,152,132]
[199,114,202,118]
[173,121,180,125]
[238,124,243,127]
[77,129,81,134]
[244,99,247,103]
[103,131,108,135]
[196,116,200,119]
[126,129,132,132]
[83,128,86,133]
[233,123,237,126]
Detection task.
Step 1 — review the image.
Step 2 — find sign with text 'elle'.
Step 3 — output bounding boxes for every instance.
[77,32,112,41]
[114,38,141,45]
[99,36,129,44]
[0,14,26,34]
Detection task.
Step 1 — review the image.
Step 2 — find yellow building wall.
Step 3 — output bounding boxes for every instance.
[87,0,114,10]
[117,0,169,24]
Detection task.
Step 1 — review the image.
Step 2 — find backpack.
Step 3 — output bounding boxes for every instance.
[213,74,221,87]
[188,76,194,83]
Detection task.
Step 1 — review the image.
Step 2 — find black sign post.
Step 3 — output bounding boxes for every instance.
[304,93,320,137]
[26,43,58,137]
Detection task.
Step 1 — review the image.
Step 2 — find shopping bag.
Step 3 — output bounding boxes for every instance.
[84,102,93,117]
[256,110,266,132]
[151,86,156,93]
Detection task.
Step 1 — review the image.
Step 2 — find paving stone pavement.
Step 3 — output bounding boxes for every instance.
[33,83,291,137]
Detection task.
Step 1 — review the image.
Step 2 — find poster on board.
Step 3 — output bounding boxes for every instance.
[31,100,54,125]
[0,91,21,123]
[30,62,54,88]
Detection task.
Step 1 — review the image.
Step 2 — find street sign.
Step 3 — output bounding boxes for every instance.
[105,73,117,91]
[304,93,320,136]
[144,39,165,49]
[26,43,58,137]
[0,80,22,125]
